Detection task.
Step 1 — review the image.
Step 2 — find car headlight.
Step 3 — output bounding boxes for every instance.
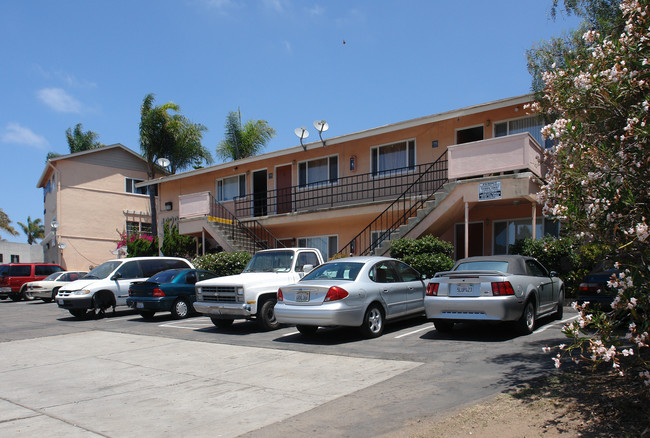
[236,287,244,295]
[70,290,92,295]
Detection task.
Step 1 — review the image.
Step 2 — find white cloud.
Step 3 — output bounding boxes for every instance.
[37,88,82,113]
[34,65,96,89]
[1,123,49,149]
[262,0,287,12]
[308,5,324,16]
[283,40,292,53]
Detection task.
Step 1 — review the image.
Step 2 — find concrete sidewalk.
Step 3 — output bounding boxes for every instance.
[0,331,421,437]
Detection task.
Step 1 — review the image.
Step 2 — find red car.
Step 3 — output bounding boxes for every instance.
[0,263,65,301]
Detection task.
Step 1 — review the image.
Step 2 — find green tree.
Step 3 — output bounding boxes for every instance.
[65,123,104,153]
[0,208,19,239]
[216,109,276,161]
[17,216,44,245]
[139,93,213,238]
[531,0,649,383]
[161,220,196,259]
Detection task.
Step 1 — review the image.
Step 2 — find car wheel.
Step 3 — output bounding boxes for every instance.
[171,299,190,319]
[360,304,384,338]
[42,298,53,303]
[139,311,156,319]
[555,289,565,320]
[211,317,234,329]
[69,309,88,318]
[10,293,22,302]
[517,300,536,335]
[23,290,35,301]
[296,325,318,336]
[257,299,280,331]
[433,320,454,332]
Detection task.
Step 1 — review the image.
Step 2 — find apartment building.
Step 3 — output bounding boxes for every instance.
[142,94,558,261]
[37,144,162,270]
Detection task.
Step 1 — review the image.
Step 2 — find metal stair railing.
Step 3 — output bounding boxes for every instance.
[336,151,448,257]
[208,193,287,253]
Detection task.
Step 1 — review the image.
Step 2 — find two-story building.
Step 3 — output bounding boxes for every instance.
[37,144,163,270]
[140,94,558,261]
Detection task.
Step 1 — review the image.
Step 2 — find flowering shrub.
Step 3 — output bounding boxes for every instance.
[534,0,649,385]
[116,232,158,257]
[192,251,251,277]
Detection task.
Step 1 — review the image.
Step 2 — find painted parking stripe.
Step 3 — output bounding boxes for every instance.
[394,325,432,339]
[534,315,578,334]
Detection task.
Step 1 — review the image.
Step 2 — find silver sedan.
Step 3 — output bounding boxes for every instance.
[424,255,564,335]
[274,256,426,338]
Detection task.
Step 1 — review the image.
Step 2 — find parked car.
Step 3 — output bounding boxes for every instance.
[56,257,194,318]
[0,263,65,301]
[127,269,218,319]
[576,262,620,309]
[25,271,87,302]
[274,256,426,338]
[424,255,564,335]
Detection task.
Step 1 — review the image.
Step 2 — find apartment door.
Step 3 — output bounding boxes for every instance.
[276,165,292,214]
[253,170,267,217]
[455,222,484,259]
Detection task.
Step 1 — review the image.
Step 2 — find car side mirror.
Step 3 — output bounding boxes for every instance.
[550,270,558,278]
[111,272,122,281]
[302,264,314,273]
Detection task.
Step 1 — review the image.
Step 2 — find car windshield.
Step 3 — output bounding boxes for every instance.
[455,261,509,272]
[148,270,182,284]
[243,251,295,273]
[83,261,122,279]
[0,265,8,276]
[43,273,62,281]
[302,262,363,281]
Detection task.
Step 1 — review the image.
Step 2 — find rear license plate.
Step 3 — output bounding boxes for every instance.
[451,284,479,296]
[136,302,144,309]
[295,291,310,302]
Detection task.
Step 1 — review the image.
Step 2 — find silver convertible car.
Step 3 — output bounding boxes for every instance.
[274,256,426,338]
[424,255,564,335]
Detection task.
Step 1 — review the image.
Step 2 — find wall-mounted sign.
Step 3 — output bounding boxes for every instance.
[479,181,502,201]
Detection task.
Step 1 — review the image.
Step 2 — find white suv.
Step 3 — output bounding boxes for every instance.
[56,256,193,318]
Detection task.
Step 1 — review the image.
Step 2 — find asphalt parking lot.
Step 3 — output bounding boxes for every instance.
[0,300,576,437]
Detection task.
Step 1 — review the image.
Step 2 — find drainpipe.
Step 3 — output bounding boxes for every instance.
[464,201,469,259]
[532,202,537,240]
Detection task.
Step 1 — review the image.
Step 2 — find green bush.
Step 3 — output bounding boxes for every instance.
[192,251,251,277]
[390,235,454,278]
[126,235,158,257]
[161,220,196,259]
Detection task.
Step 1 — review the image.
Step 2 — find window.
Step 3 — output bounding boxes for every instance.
[10,255,20,263]
[35,265,63,276]
[126,178,157,196]
[217,174,246,201]
[456,126,484,144]
[116,261,142,279]
[369,261,399,283]
[298,156,338,187]
[371,230,388,250]
[371,140,415,175]
[126,221,152,236]
[297,235,338,260]
[296,251,320,271]
[493,218,560,255]
[391,260,421,282]
[526,260,549,277]
[494,116,553,148]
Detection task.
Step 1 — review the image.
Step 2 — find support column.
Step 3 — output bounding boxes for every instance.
[465,201,469,259]
[532,202,537,240]
[202,229,206,256]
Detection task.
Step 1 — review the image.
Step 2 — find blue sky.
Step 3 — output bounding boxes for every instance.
[0,0,581,243]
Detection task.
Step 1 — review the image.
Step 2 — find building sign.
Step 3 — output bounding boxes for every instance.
[479,181,502,201]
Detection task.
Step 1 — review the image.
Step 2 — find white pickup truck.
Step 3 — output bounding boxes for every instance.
[194,248,324,330]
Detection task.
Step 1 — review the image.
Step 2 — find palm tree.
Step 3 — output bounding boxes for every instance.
[66,123,104,153]
[216,109,276,161]
[139,93,213,238]
[0,208,19,239]
[17,216,44,245]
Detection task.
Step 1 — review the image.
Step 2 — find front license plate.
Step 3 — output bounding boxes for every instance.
[451,284,479,297]
[295,291,310,302]
[136,302,144,309]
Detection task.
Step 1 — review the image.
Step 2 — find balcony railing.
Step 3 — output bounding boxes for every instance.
[234,160,447,218]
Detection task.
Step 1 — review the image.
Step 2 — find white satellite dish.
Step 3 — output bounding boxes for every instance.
[51,220,59,229]
[58,242,67,249]
[156,157,171,168]
[294,127,309,151]
[313,120,329,133]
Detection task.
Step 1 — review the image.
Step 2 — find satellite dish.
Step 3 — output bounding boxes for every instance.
[294,127,309,151]
[58,242,67,249]
[313,120,329,133]
[156,157,171,168]
[51,220,59,229]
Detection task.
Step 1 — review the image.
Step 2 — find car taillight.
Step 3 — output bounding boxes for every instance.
[491,281,515,296]
[426,283,439,296]
[153,288,165,297]
[277,288,283,302]
[324,286,348,302]
[579,282,600,293]
[128,288,133,297]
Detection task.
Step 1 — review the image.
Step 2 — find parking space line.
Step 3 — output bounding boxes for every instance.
[534,315,578,334]
[282,331,300,337]
[394,325,432,339]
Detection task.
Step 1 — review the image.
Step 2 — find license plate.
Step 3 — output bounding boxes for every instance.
[295,291,310,302]
[136,302,144,309]
[451,283,478,296]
